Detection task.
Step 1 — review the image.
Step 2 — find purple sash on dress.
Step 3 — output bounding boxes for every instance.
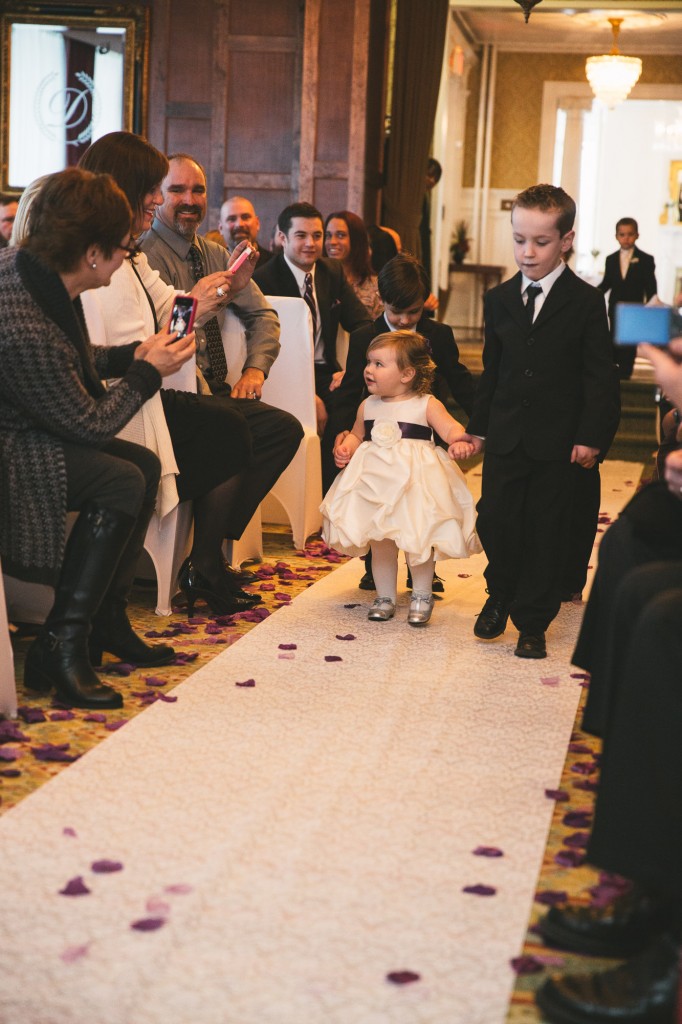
[363,420,433,442]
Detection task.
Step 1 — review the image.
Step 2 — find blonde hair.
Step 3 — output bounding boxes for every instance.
[367,330,435,395]
[9,174,50,247]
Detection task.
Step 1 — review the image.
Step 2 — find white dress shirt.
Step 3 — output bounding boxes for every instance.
[283,254,323,361]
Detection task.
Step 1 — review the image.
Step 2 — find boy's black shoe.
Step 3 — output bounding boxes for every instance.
[473,596,509,639]
[406,569,444,593]
[535,932,679,1024]
[515,631,546,659]
[539,887,674,958]
[358,569,376,591]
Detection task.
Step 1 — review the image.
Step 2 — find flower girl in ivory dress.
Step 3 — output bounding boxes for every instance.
[321,331,480,626]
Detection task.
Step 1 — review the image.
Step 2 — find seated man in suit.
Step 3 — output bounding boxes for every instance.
[0,193,17,249]
[254,201,372,488]
[140,153,303,582]
[205,195,273,268]
[598,217,657,380]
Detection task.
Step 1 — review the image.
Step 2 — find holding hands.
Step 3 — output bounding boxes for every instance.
[333,431,361,468]
[135,327,196,377]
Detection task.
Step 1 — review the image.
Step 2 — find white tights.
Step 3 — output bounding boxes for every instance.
[370,540,435,602]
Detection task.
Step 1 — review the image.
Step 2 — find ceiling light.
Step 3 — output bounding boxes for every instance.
[585,18,642,109]
[513,0,543,22]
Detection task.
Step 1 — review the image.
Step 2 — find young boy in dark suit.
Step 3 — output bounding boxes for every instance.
[455,184,619,660]
[598,217,657,379]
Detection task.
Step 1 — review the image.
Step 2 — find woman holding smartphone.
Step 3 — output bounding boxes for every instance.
[0,168,195,709]
[78,133,265,619]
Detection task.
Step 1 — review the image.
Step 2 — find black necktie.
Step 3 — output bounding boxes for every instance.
[525,284,542,324]
[303,272,318,340]
[188,242,228,388]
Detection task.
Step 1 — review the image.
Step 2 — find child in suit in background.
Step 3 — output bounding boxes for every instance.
[453,184,619,660]
[598,217,657,380]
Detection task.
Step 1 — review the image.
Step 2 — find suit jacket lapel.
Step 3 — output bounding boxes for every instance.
[315,261,335,358]
[499,272,528,330]
[532,266,575,329]
[275,253,301,298]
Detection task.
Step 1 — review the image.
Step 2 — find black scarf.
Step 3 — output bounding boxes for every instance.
[16,248,105,398]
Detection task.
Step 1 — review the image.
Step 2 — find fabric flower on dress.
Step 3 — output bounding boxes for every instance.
[371,420,402,448]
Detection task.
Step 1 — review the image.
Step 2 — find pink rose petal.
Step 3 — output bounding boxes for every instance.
[164,883,193,895]
[63,827,78,838]
[130,917,166,932]
[60,943,90,963]
[278,652,295,660]
[386,970,421,985]
[60,876,91,896]
[91,859,123,874]
[541,676,560,687]
[146,897,171,915]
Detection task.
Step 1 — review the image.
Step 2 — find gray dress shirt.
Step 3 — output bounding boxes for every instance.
[140,217,280,379]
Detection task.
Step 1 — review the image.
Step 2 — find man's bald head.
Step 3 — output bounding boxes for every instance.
[219,196,261,248]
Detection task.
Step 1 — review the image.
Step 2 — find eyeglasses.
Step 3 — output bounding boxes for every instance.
[117,240,139,258]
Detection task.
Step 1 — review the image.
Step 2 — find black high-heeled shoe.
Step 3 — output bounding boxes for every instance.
[178,559,261,618]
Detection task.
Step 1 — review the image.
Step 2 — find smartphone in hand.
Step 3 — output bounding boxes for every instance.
[614,303,682,346]
[168,295,198,338]
[228,246,253,275]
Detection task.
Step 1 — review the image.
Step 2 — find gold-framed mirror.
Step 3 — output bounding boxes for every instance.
[0,1,149,193]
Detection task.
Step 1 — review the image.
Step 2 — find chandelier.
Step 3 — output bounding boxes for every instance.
[585,18,642,109]
[513,0,543,22]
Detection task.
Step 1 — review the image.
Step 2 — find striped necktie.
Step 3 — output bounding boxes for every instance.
[188,242,228,388]
[303,272,318,340]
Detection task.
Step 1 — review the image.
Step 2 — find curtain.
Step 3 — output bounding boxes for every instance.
[382,0,449,256]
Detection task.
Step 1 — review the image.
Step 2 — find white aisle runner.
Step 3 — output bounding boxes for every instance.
[0,463,640,1024]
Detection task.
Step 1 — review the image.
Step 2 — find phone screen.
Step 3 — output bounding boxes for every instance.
[169,296,197,338]
[614,303,671,346]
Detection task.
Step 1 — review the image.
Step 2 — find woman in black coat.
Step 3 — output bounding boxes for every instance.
[0,168,196,709]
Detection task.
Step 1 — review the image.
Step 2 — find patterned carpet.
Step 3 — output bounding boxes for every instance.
[0,462,643,1023]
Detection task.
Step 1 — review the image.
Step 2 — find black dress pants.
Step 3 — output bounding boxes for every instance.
[587,562,682,895]
[476,445,573,633]
[62,438,160,517]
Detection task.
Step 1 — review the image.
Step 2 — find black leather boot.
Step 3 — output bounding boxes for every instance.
[24,504,137,709]
[89,497,175,667]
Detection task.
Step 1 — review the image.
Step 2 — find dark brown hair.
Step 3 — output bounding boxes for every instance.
[324,210,374,285]
[616,216,638,233]
[367,330,435,396]
[79,131,168,228]
[277,202,323,236]
[377,253,429,308]
[20,168,131,272]
[512,183,576,237]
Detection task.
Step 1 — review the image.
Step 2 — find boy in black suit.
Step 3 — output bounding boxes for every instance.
[330,252,476,591]
[598,217,657,379]
[455,184,618,660]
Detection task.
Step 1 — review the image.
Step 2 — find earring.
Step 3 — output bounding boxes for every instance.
[91,262,97,269]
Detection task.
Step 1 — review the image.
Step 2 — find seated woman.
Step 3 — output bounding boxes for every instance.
[0,168,196,709]
[324,211,383,319]
[78,133,302,618]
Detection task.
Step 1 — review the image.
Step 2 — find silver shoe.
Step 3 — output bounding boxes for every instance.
[407,591,434,626]
[368,597,396,621]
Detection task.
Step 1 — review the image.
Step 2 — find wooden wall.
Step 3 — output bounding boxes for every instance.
[146,0,389,240]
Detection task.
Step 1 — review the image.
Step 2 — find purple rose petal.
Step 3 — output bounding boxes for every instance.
[0,768,21,777]
[510,955,544,975]
[386,970,421,985]
[83,713,108,723]
[563,831,589,849]
[91,859,123,874]
[0,748,21,762]
[473,846,504,858]
[568,743,593,754]
[563,810,593,828]
[343,603,362,608]
[60,876,91,896]
[457,573,472,578]
[17,706,46,724]
[462,884,497,896]
[63,827,77,837]
[335,634,356,641]
[0,722,29,743]
[130,917,166,932]
[49,710,76,721]
[236,679,256,687]
[324,655,343,662]
[555,849,586,868]
[278,643,297,650]
[259,583,275,591]
[545,789,570,801]
[103,662,135,677]
[535,889,568,906]
[60,943,90,963]
[105,720,127,732]
[571,761,598,775]
[573,779,599,792]
[570,672,590,680]
[31,743,78,763]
